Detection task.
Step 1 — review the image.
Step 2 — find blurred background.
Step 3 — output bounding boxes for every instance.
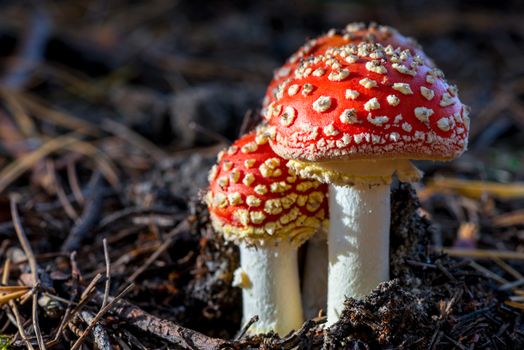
[1,1,524,163]
[1,0,524,346]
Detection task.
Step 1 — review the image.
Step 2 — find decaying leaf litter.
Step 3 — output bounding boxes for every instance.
[1,0,524,348]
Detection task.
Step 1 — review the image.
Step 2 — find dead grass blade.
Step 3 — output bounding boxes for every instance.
[442,247,524,261]
[15,92,101,136]
[504,300,524,311]
[0,290,28,306]
[428,178,524,199]
[493,209,524,227]
[10,196,46,349]
[67,140,120,188]
[0,286,30,293]
[0,134,81,193]
[0,88,38,137]
[101,118,168,161]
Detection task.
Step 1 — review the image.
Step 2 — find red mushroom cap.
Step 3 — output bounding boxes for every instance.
[206,127,328,245]
[263,23,431,112]
[266,42,469,164]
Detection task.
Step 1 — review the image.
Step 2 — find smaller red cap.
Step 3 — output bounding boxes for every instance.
[206,127,328,245]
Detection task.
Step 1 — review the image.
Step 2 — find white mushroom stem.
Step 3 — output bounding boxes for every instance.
[326,182,391,325]
[302,231,328,320]
[236,240,303,335]
[287,159,421,326]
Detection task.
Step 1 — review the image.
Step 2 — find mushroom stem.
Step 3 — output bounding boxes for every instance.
[239,240,303,335]
[327,182,390,325]
[302,231,328,320]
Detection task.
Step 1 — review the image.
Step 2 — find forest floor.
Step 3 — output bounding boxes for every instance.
[0,1,524,349]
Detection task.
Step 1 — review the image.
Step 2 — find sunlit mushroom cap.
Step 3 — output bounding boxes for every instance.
[206,127,328,245]
[266,41,470,164]
[263,23,432,112]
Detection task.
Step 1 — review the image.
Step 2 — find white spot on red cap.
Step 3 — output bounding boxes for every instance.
[386,95,400,106]
[243,173,255,186]
[367,114,389,126]
[392,83,413,95]
[302,83,314,96]
[420,86,435,100]
[230,169,241,183]
[312,96,332,112]
[241,142,258,153]
[280,106,296,126]
[288,84,300,96]
[339,108,358,124]
[328,69,350,81]
[345,89,359,100]
[228,192,243,205]
[217,176,229,189]
[254,184,267,195]
[414,107,434,123]
[440,92,455,107]
[345,54,358,64]
[392,63,416,76]
[437,117,451,131]
[323,124,339,136]
[250,211,266,224]
[244,159,256,168]
[426,73,435,84]
[246,195,261,207]
[365,60,387,74]
[364,97,380,111]
[390,132,400,141]
[312,68,325,77]
[359,78,378,89]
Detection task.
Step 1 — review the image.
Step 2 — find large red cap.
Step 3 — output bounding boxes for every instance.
[263,23,431,112]
[266,42,469,164]
[206,127,328,245]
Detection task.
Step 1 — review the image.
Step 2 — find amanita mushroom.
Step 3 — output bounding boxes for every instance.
[263,22,434,320]
[265,41,470,324]
[206,127,328,334]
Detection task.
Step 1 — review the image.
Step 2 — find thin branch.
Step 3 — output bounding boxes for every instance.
[70,284,135,350]
[3,258,34,350]
[10,195,46,350]
[91,290,231,350]
[102,239,111,308]
[66,161,85,205]
[80,311,112,350]
[121,220,188,292]
[235,315,258,340]
[61,172,103,252]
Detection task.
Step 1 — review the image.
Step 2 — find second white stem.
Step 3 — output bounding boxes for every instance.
[239,240,303,335]
[302,231,328,320]
[326,183,390,325]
